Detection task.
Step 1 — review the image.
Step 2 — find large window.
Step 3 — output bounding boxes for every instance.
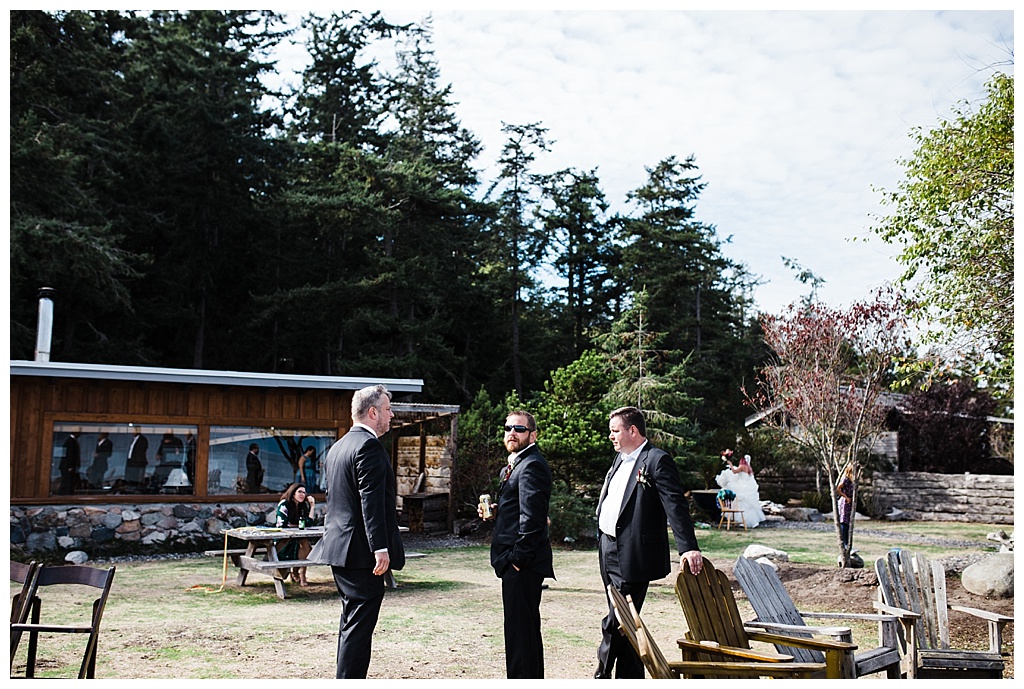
[207,427,335,496]
[50,423,198,497]
[49,422,336,498]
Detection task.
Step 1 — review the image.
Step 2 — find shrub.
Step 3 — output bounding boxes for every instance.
[548,480,597,547]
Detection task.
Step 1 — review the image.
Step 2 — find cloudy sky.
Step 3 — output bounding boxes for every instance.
[276,7,1013,315]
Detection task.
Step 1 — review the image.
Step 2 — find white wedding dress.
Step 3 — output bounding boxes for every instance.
[714,468,766,528]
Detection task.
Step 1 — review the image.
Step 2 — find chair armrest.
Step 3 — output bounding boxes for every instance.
[949,605,1014,624]
[950,606,1013,655]
[746,620,851,637]
[800,610,899,623]
[747,629,857,652]
[872,601,921,620]
[677,638,794,662]
[667,660,827,678]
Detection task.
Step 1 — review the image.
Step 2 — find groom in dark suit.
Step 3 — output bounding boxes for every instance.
[480,409,554,678]
[594,406,703,679]
[309,384,406,679]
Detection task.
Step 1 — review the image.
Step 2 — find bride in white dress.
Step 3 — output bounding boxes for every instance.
[715,452,766,528]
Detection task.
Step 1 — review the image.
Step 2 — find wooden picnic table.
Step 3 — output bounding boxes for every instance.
[219,526,327,600]
[216,525,408,599]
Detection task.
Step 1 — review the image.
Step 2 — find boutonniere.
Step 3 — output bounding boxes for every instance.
[501,458,518,484]
[636,466,652,489]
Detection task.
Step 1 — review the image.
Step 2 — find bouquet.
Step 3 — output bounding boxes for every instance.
[717,488,736,502]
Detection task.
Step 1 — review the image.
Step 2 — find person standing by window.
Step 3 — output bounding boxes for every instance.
[244,443,263,493]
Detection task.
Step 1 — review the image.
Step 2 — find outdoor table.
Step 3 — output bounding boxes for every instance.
[688,489,723,522]
[221,526,326,600]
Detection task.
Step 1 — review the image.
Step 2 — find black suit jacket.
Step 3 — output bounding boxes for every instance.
[310,426,405,571]
[597,442,699,582]
[490,444,555,579]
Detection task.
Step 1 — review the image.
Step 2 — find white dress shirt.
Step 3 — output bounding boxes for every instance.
[598,441,647,537]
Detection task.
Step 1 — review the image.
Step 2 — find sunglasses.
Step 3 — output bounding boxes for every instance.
[503,424,531,433]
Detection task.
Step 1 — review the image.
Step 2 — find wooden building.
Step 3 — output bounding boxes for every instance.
[10,360,458,516]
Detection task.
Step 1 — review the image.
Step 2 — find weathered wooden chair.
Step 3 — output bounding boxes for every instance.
[607,584,829,679]
[673,559,854,678]
[733,555,903,678]
[10,564,116,679]
[716,497,747,530]
[874,549,1012,678]
[9,560,40,666]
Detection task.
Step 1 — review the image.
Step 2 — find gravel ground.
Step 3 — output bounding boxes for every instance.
[90,519,998,572]
[746,518,996,573]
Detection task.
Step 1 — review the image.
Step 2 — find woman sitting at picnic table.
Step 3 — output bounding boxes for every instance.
[715,450,766,528]
[276,482,315,586]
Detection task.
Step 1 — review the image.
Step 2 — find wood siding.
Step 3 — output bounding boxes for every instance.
[10,375,352,503]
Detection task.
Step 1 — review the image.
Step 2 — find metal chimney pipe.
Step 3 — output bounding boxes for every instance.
[35,287,56,362]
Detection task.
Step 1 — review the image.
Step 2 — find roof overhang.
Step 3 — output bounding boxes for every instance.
[9,360,424,393]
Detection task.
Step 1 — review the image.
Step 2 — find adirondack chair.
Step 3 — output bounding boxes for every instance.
[673,558,855,678]
[607,584,828,679]
[733,555,903,678]
[874,549,1012,678]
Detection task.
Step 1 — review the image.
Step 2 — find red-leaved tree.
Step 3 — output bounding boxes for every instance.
[747,287,911,567]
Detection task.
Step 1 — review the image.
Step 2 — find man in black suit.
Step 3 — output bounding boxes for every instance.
[88,432,113,488]
[308,384,405,679]
[594,406,703,679]
[58,431,81,494]
[244,443,263,493]
[125,426,148,490]
[479,410,554,679]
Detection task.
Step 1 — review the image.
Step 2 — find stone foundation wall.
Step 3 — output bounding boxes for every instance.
[10,502,287,557]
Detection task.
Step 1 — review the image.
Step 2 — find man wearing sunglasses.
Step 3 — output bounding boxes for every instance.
[479,410,554,678]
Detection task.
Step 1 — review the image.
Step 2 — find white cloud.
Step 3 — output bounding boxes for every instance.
[279,8,1014,314]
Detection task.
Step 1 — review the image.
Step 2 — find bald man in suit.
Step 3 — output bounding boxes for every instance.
[309,384,406,678]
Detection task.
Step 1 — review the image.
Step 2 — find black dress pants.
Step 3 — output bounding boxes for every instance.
[597,532,649,679]
[331,565,385,679]
[501,566,546,678]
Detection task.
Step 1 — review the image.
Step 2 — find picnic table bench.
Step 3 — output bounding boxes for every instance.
[210,525,414,599]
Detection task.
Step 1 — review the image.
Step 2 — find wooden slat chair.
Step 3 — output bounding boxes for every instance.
[716,497,746,531]
[733,555,903,678]
[10,564,116,679]
[673,558,853,678]
[874,549,1011,678]
[607,584,830,679]
[9,560,40,665]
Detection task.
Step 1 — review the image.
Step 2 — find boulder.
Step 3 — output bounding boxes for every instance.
[65,550,90,564]
[961,553,1014,599]
[986,530,1014,552]
[778,507,824,522]
[755,556,779,571]
[743,544,789,562]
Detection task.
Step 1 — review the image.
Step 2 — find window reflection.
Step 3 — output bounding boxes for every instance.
[50,423,197,496]
[208,427,334,495]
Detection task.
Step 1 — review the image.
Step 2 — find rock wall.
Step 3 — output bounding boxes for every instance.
[871,472,1014,524]
[10,502,284,557]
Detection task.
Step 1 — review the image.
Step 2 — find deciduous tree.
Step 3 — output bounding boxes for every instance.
[872,72,1013,396]
[748,288,911,566]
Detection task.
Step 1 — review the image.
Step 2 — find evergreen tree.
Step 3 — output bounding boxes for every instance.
[113,10,288,369]
[539,167,618,359]
[619,155,760,436]
[10,10,144,361]
[482,122,552,395]
[596,289,702,461]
